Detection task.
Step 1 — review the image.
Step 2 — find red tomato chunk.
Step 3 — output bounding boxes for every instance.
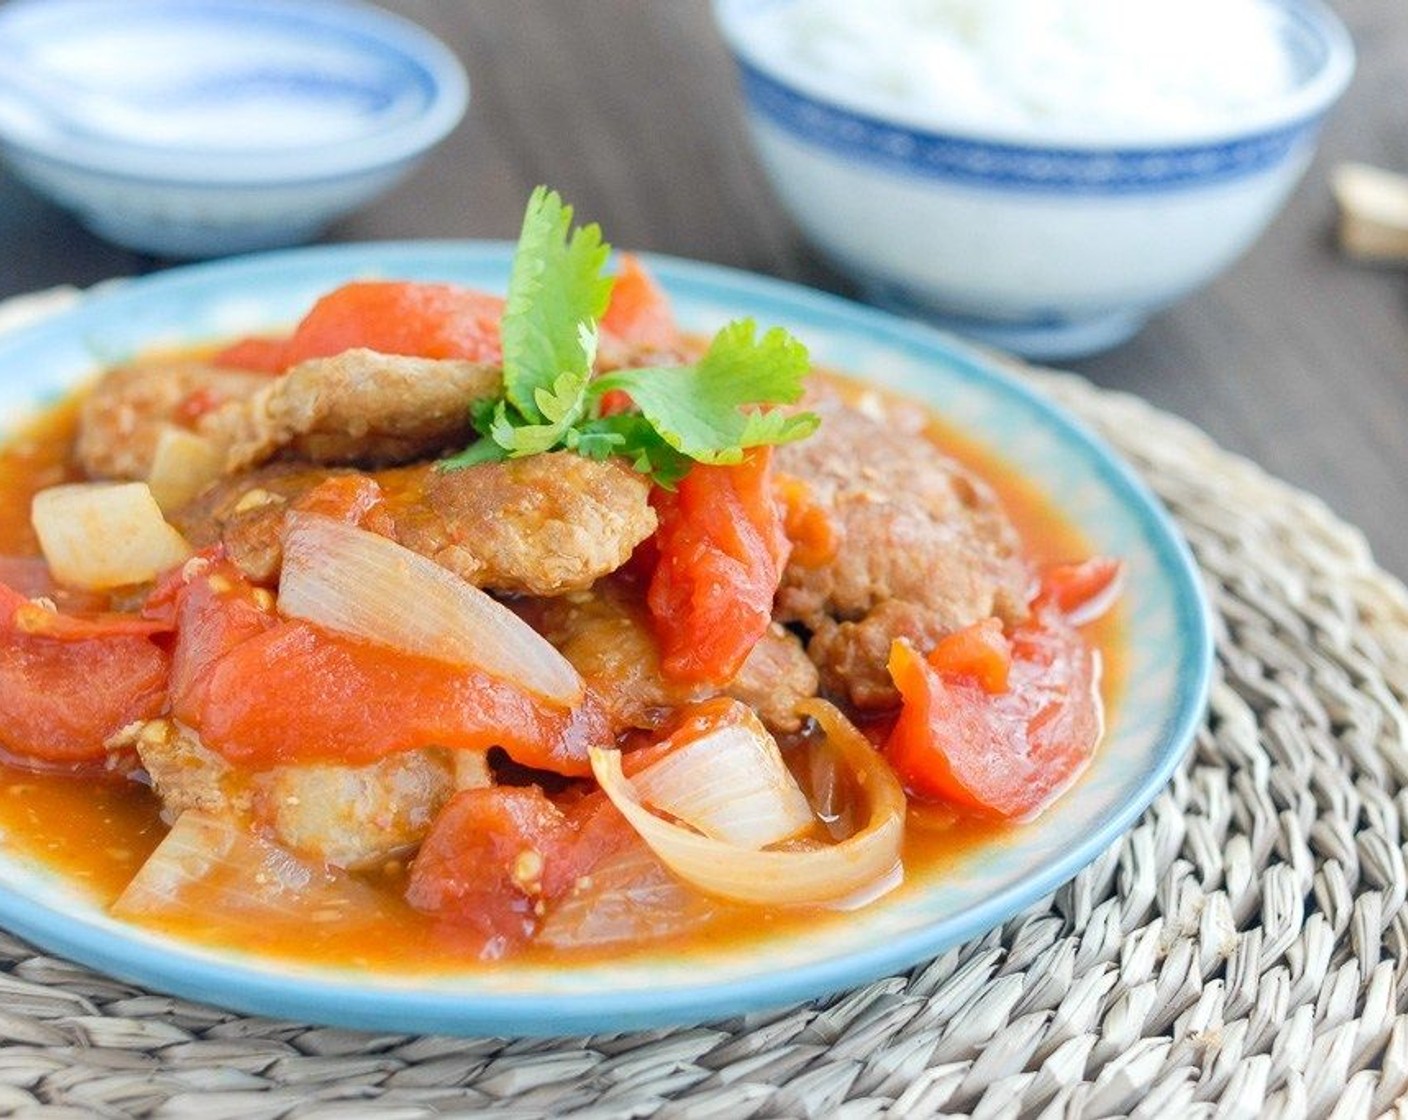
[194,621,604,774]
[646,448,790,685]
[215,281,506,372]
[406,787,633,956]
[883,560,1121,820]
[0,584,169,765]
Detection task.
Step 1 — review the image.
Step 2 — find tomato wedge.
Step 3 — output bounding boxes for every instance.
[1,582,173,642]
[0,583,170,765]
[291,475,386,524]
[406,787,575,949]
[596,255,682,415]
[163,556,605,775]
[1037,557,1124,623]
[884,557,1121,818]
[164,558,278,725]
[646,448,790,685]
[214,281,505,373]
[211,336,289,374]
[927,617,1011,694]
[406,787,633,953]
[774,472,839,569]
[884,610,1102,819]
[192,621,605,775]
[601,254,679,351]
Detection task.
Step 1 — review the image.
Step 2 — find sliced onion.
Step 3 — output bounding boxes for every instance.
[31,482,191,590]
[590,699,904,907]
[112,810,393,933]
[279,512,583,706]
[146,425,225,514]
[537,839,717,950]
[631,707,813,848]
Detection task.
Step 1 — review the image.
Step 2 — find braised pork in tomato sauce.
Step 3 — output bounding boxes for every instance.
[0,198,1122,968]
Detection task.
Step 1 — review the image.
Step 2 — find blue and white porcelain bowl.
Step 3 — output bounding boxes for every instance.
[713,0,1354,359]
[0,0,468,258]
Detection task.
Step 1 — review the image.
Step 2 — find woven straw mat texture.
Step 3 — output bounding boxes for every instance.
[0,289,1406,1119]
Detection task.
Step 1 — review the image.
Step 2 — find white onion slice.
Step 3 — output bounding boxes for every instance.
[591,699,904,907]
[631,707,814,849]
[279,512,583,706]
[537,840,717,950]
[146,425,224,514]
[112,811,392,933]
[31,481,191,590]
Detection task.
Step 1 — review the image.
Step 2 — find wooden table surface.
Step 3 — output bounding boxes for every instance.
[2,0,1405,578]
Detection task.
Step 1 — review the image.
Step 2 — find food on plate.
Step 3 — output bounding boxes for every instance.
[0,189,1121,964]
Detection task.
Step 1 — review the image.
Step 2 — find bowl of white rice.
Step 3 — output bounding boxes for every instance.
[714,0,1354,359]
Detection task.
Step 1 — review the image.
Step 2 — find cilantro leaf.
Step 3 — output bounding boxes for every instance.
[441,188,820,484]
[439,396,510,468]
[439,430,510,469]
[500,187,613,423]
[491,361,591,456]
[571,414,693,488]
[589,319,818,464]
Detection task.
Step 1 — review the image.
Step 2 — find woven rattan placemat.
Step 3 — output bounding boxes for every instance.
[1,290,1406,1118]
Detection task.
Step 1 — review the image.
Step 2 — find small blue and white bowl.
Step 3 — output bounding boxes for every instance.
[0,0,468,258]
[714,0,1355,359]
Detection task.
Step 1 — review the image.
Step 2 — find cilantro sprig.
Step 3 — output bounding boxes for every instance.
[441,187,818,484]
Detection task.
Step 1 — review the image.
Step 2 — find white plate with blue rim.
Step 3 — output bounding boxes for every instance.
[0,244,1213,1037]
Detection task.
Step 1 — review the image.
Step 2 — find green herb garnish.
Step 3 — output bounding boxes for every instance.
[440,187,818,483]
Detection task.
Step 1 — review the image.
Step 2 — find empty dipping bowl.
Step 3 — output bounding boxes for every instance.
[714,0,1355,359]
[0,0,468,258]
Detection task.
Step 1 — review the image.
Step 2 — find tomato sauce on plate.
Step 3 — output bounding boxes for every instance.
[0,372,1122,969]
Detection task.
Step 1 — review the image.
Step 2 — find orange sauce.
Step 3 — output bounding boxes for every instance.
[0,398,84,552]
[921,409,1127,709]
[0,372,1123,969]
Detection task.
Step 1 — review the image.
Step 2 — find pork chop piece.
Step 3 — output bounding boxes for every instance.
[520,581,818,732]
[171,453,657,596]
[774,392,1033,709]
[75,358,267,479]
[200,348,502,471]
[170,463,355,584]
[728,622,821,731]
[129,719,490,871]
[388,453,656,597]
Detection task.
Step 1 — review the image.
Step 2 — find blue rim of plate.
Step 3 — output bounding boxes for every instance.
[0,244,1214,1038]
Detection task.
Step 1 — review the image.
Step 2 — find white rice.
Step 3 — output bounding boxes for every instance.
[749,0,1299,142]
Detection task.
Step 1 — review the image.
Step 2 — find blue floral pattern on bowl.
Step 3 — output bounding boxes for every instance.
[737,59,1320,194]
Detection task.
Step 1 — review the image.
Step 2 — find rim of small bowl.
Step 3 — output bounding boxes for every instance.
[0,0,468,185]
[713,0,1356,152]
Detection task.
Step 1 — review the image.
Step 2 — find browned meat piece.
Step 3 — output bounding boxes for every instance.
[252,752,465,871]
[728,622,821,730]
[200,349,501,471]
[522,585,671,727]
[171,454,655,596]
[774,392,1033,709]
[521,581,817,732]
[389,453,656,597]
[131,719,489,871]
[170,463,351,584]
[75,358,266,479]
[124,719,250,822]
